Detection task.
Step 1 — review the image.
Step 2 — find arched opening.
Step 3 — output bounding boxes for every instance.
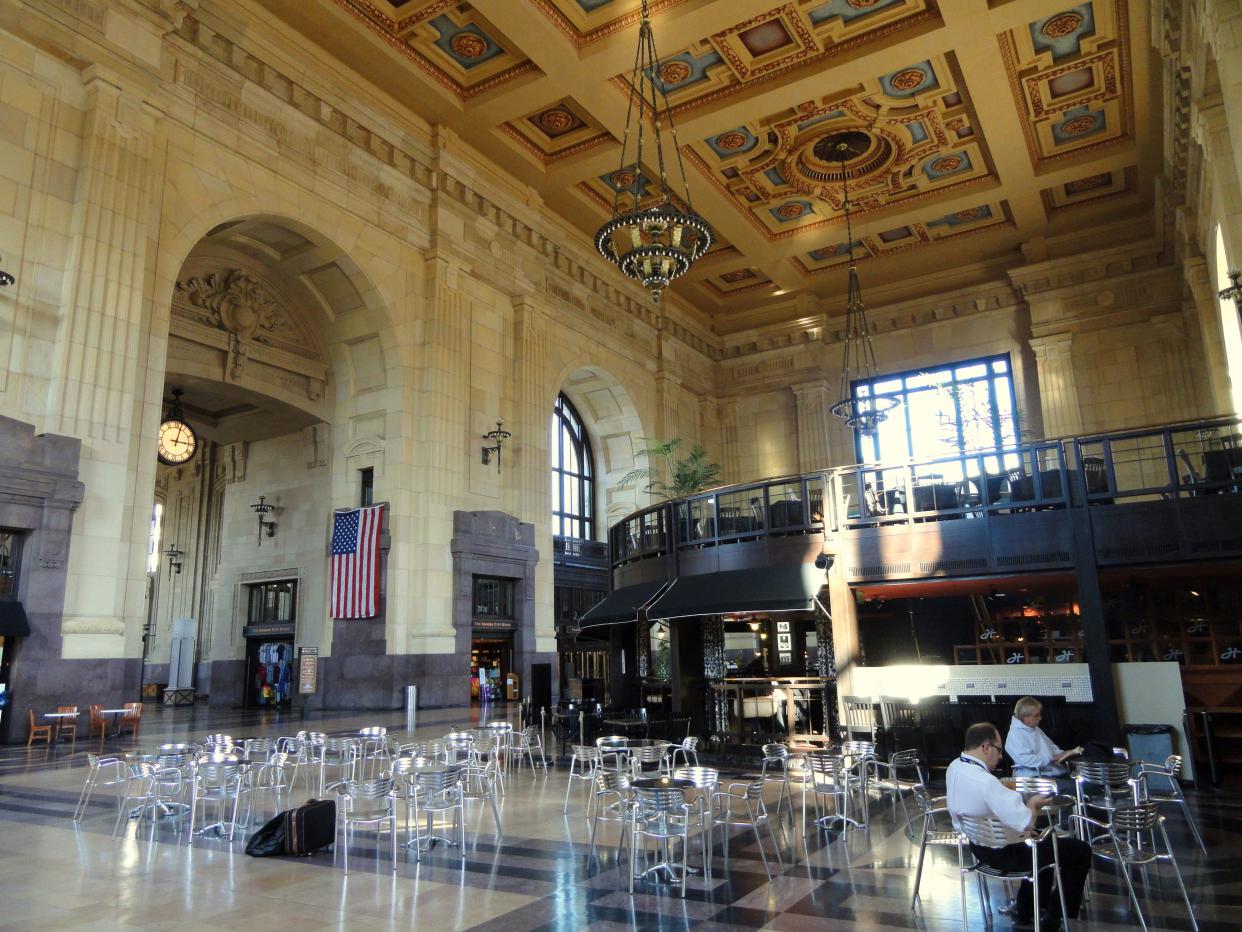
[144,215,393,708]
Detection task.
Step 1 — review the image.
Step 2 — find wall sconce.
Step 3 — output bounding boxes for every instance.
[480,419,511,473]
[0,255,13,287]
[250,495,276,545]
[163,545,183,578]
[1220,270,1242,322]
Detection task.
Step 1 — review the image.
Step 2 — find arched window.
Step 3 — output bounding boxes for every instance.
[551,393,594,539]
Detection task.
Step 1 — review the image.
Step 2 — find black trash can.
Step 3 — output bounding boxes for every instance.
[1126,723,1176,790]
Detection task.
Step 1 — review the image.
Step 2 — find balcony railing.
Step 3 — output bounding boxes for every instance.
[606,415,1242,572]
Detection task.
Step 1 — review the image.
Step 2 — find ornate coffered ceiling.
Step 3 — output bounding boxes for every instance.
[257,0,1156,335]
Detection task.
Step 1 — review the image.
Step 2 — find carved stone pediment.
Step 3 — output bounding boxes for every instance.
[173,267,323,364]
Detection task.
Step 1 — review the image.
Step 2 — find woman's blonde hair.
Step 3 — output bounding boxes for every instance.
[1014,696,1042,719]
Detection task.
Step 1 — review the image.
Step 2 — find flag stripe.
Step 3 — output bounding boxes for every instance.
[329,504,384,619]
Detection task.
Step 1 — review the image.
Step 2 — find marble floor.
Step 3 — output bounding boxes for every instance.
[0,703,1238,931]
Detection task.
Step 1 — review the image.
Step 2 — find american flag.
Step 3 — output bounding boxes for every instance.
[329,504,384,619]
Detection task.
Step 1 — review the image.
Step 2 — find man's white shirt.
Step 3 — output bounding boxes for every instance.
[946,754,1032,845]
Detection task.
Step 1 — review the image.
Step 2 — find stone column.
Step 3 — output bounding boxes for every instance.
[49,73,165,662]
[1030,333,1084,438]
[697,397,720,463]
[791,379,835,471]
[1151,312,1201,420]
[1185,256,1235,414]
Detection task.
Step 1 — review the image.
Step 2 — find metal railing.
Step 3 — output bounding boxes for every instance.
[606,416,1242,571]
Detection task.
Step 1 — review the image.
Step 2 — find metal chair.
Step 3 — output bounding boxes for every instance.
[839,741,877,828]
[203,734,236,753]
[805,752,861,833]
[956,814,1068,932]
[710,778,781,879]
[588,770,634,863]
[563,745,601,814]
[759,742,799,816]
[629,785,711,897]
[512,725,548,774]
[74,752,129,822]
[113,762,186,839]
[319,737,359,794]
[462,734,503,834]
[231,752,293,838]
[485,721,514,777]
[444,731,475,765]
[1070,801,1198,931]
[242,737,275,761]
[412,766,466,860]
[667,736,700,772]
[335,777,398,875]
[1072,760,1138,829]
[629,743,667,780]
[1134,754,1206,853]
[187,758,243,843]
[357,726,390,779]
[909,785,959,910]
[869,748,924,826]
[595,735,630,774]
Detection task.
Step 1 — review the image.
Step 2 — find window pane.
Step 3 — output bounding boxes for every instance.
[955,362,987,379]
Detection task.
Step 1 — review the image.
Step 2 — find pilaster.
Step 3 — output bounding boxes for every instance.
[718,399,741,485]
[1184,256,1234,414]
[1030,333,1084,439]
[791,379,835,472]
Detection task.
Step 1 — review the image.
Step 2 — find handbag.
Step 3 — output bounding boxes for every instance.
[284,798,336,856]
[244,812,286,857]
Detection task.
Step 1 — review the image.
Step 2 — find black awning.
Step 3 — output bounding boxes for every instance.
[579,580,668,630]
[0,601,30,637]
[646,564,826,619]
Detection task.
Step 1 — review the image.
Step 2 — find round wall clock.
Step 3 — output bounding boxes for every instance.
[157,389,198,466]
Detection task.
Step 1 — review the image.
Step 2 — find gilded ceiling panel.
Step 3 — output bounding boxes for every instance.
[686,53,994,240]
[614,0,938,116]
[793,199,1012,274]
[498,98,612,162]
[997,1,1132,167]
[531,0,690,47]
[335,1,538,98]
[1040,165,1135,212]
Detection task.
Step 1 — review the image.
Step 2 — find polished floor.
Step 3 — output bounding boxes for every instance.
[0,703,1237,931]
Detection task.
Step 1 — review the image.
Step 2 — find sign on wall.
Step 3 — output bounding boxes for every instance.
[299,646,318,694]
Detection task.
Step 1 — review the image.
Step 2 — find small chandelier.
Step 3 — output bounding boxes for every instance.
[594,0,712,302]
[828,139,899,436]
[1220,269,1242,321]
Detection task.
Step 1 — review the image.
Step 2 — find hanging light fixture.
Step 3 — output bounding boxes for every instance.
[594,0,712,302]
[828,139,900,435]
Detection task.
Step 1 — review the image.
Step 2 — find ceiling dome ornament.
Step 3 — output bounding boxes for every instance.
[594,0,712,303]
[826,137,900,436]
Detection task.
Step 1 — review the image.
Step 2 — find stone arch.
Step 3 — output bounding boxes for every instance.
[553,363,650,533]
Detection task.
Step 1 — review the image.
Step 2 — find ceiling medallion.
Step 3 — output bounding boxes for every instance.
[539,108,574,132]
[826,137,899,436]
[715,131,749,150]
[594,0,712,302]
[889,68,926,91]
[1041,12,1083,39]
[451,33,488,59]
[659,61,691,84]
[1061,115,1096,135]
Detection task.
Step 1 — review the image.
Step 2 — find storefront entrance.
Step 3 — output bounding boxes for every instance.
[471,634,514,703]
[245,636,294,708]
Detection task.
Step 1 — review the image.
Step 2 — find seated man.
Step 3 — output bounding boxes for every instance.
[1005,696,1081,794]
[948,723,1091,930]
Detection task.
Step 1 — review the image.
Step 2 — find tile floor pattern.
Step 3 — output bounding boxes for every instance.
[1,704,1238,930]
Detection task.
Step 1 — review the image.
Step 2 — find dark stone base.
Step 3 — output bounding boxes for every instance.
[143,662,169,685]
[206,659,244,707]
[1,656,141,744]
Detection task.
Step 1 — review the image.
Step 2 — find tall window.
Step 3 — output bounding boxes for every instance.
[0,530,22,600]
[551,393,595,539]
[853,354,1020,464]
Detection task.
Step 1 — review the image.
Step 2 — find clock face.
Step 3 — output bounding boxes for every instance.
[157,418,197,465]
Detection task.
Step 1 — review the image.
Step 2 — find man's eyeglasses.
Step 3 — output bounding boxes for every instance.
[983,742,1002,753]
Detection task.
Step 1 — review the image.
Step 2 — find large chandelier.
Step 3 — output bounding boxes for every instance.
[594,0,711,302]
[828,139,899,435]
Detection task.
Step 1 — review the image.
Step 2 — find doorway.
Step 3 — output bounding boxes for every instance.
[245,638,294,708]
[471,634,514,704]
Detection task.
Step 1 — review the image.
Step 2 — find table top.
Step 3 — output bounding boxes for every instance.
[633,777,694,790]
[99,708,131,715]
[43,711,79,718]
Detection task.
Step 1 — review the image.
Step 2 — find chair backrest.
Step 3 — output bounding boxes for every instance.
[1161,754,1183,777]
[414,766,462,794]
[681,736,699,752]
[595,770,631,793]
[204,734,235,750]
[840,696,876,731]
[633,786,685,813]
[341,777,393,802]
[888,748,921,769]
[123,701,141,718]
[571,744,600,761]
[806,751,844,787]
[958,813,1027,848]
[58,705,78,714]
[1072,760,1132,787]
[841,740,876,759]
[878,697,918,729]
[1011,776,1058,798]
[244,737,274,758]
[521,725,540,742]
[671,766,718,788]
[910,784,944,815]
[89,704,104,724]
[762,742,788,761]
[631,744,665,764]
[1111,801,1159,833]
[358,726,387,738]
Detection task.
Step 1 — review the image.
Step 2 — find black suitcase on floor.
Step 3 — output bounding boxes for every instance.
[284,798,336,856]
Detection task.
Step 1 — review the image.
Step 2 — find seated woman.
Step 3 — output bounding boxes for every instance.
[1004,696,1082,794]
